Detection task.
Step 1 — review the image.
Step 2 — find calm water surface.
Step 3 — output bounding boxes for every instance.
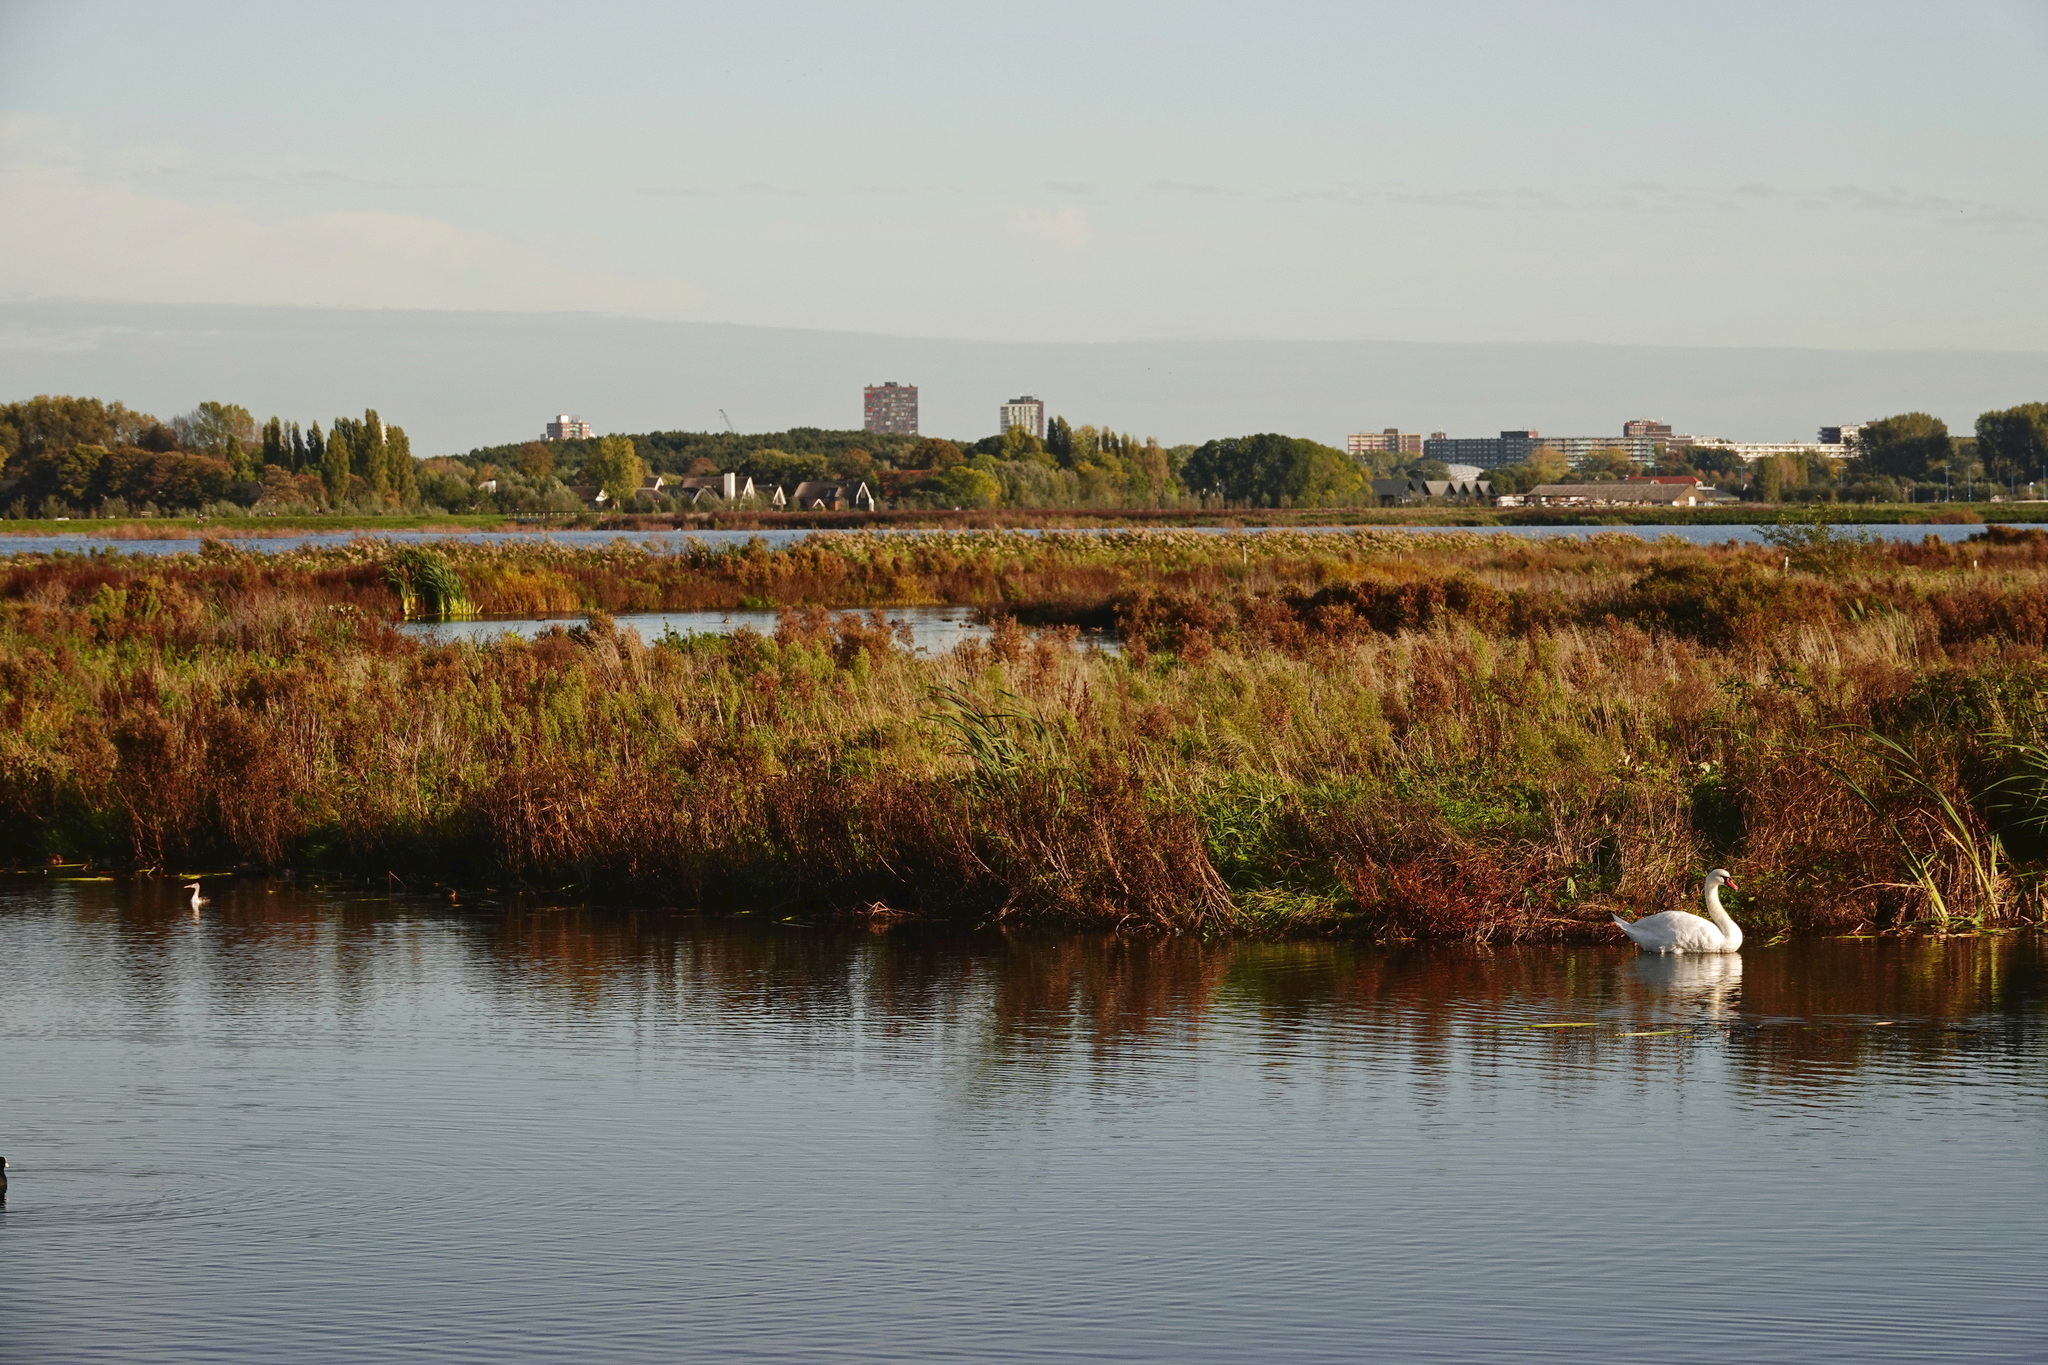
[2,880,2043,1363]
[399,603,1010,652]
[0,522,2009,556]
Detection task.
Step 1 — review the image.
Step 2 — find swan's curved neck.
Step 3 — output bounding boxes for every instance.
[1703,881,1742,948]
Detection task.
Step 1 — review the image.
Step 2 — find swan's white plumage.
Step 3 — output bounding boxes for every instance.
[1614,869,1743,953]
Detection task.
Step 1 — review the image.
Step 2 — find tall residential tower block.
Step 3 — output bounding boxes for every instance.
[999,396,1046,440]
[863,382,919,436]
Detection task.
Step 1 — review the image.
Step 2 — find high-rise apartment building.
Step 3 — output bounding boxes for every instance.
[1347,428,1426,457]
[999,396,1046,440]
[1423,425,1705,470]
[864,382,919,436]
[544,414,594,440]
[1422,430,1543,470]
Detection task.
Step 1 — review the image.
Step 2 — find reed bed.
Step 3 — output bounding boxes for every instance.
[5,528,2048,939]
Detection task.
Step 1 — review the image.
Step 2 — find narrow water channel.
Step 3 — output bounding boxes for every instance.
[1,879,2042,1363]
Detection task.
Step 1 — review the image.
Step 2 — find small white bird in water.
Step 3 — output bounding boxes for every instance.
[184,881,208,914]
[1613,869,1744,954]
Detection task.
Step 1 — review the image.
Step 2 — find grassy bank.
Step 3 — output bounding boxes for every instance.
[5,529,2048,941]
[0,500,2036,537]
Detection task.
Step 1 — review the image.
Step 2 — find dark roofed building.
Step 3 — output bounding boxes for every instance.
[790,479,876,511]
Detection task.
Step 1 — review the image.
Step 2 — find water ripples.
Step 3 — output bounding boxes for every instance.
[1,882,2043,1363]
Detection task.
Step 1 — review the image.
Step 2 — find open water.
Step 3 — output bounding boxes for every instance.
[1,879,2043,1364]
[0,522,2013,556]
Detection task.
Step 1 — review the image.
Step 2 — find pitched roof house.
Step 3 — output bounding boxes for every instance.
[666,472,759,505]
[1370,477,1494,505]
[789,479,876,511]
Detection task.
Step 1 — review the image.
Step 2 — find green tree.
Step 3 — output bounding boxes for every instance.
[999,424,1050,465]
[358,409,389,496]
[260,417,287,469]
[1855,412,1951,483]
[1976,403,2048,488]
[741,447,830,491]
[1181,433,1361,507]
[583,435,645,502]
[175,401,257,478]
[1757,457,1786,503]
[1488,463,1539,495]
[386,424,417,503]
[1578,447,1640,481]
[924,464,1003,509]
[1045,416,1074,465]
[1687,445,1748,476]
[323,425,353,502]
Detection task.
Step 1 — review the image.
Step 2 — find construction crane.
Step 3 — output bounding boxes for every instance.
[719,409,737,434]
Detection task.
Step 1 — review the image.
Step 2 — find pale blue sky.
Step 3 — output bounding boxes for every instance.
[4,1,2046,349]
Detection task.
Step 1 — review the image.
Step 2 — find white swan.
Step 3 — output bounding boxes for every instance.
[1613,869,1743,953]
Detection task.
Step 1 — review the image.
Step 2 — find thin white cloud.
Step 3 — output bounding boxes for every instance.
[0,116,696,315]
[1014,204,1094,247]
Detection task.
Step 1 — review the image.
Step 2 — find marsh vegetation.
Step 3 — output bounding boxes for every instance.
[6,528,2048,939]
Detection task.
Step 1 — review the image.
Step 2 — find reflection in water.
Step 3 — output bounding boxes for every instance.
[1,879,2044,1365]
[1628,950,1744,1020]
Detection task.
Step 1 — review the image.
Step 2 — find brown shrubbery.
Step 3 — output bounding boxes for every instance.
[3,529,2047,939]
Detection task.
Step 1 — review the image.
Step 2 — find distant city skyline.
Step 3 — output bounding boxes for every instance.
[3,300,2040,456]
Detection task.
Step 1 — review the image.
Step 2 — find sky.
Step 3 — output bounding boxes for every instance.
[2,1,2046,442]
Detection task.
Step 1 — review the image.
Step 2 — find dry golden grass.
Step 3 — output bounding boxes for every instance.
[5,528,2048,938]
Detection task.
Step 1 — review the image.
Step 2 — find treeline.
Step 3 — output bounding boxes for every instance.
[0,395,419,518]
[450,422,1367,512]
[1481,403,2048,504]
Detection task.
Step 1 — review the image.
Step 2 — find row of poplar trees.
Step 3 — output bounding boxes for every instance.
[257,409,417,504]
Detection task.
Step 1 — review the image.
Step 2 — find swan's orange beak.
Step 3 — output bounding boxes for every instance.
[1723,876,1740,891]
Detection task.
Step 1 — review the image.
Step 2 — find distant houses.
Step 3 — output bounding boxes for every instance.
[1370,477,1494,506]
[566,471,873,511]
[1504,477,1732,509]
[789,479,876,511]
[663,472,771,506]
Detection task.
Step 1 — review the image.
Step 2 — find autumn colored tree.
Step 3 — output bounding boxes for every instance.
[0,395,160,475]
[910,437,964,470]
[515,440,556,479]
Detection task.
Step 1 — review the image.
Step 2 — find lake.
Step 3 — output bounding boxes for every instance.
[0,522,2012,556]
[2,878,2042,1364]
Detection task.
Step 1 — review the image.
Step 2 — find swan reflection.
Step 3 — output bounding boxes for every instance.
[1628,950,1744,1018]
